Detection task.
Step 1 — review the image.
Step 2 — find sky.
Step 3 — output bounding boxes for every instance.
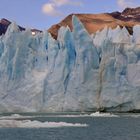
[0,0,140,30]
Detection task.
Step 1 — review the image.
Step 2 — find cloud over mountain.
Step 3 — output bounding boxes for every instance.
[42,0,83,16]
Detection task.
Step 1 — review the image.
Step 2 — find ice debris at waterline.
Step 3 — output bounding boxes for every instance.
[0,113,118,119]
[90,112,118,117]
[0,15,140,113]
[0,120,88,128]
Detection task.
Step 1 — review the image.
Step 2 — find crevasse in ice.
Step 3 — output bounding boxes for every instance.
[0,15,140,112]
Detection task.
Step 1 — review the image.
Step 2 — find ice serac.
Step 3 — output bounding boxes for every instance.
[62,16,99,111]
[95,25,140,112]
[0,22,48,112]
[0,16,140,112]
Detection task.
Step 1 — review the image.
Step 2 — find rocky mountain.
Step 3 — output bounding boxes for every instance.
[48,7,140,39]
[1,7,140,39]
[110,7,140,23]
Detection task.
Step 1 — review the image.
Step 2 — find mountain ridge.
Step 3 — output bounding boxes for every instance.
[0,7,140,38]
[49,7,140,39]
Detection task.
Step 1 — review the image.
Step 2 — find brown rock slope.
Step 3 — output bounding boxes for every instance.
[48,7,140,39]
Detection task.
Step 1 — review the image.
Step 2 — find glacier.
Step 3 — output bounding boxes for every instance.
[0,15,140,112]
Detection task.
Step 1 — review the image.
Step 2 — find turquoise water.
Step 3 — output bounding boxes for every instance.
[0,113,140,140]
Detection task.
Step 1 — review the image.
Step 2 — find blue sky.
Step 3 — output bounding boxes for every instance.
[0,0,140,30]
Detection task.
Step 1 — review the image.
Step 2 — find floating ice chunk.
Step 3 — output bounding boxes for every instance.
[0,119,88,128]
[90,112,118,117]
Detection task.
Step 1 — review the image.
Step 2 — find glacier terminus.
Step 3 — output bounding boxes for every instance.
[0,15,140,112]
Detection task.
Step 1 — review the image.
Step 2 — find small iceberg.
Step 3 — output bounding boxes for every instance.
[90,111,118,117]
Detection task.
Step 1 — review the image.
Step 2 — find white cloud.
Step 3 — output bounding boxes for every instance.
[52,0,83,6]
[117,0,137,9]
[51,0,69,6]
[42,3,62,16]
[42,0,83,16]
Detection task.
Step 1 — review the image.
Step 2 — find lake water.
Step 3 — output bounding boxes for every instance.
[0,113,140,140]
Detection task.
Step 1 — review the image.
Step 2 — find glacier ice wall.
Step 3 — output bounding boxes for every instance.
[0,16,140,112]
